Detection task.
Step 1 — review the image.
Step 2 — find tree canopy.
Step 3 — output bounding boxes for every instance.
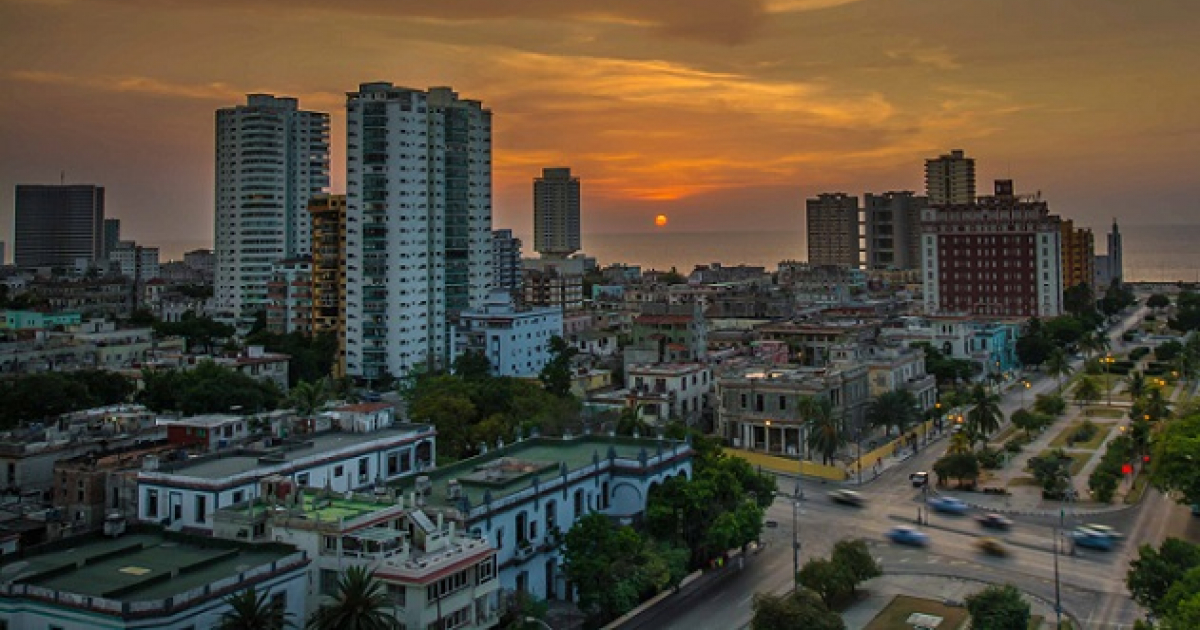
[1150,414,1200,507]
[867,390,920,436]
[0,370,135,429]
[965,584,1031,630]
[751,589,844,630]
[1126,537,1200,616]
[137,361,282,415]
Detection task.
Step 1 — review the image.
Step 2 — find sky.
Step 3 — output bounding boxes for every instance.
[1,0,1198,258]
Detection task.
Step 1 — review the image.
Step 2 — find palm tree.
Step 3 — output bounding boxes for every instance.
[1125,371,1147,400]
[1078,330,1109,361]
[965,384,1003,449]
[289,378,329,418]
[800,396,844,465]
[1045,348,1072,392]
[866,390,920,437]
[947,431,972,456]
[220,586,291,630]
[1073,376,1101,414]
[1143,387,1172,422]
[307,566,401,630]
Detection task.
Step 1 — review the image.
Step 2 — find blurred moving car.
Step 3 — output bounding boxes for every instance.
[928,496,969,514]
[976,537,1008,557]
[887,526,930,547]
[828,489,864,506]
[1072,527,1115,551]
[1081,524,1123,540]
[977,513,1013,530]
[910,472,929,488]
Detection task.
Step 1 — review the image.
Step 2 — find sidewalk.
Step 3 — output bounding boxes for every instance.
[842,574,1065,630]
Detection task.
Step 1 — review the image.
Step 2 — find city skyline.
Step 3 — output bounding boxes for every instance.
[2,0,1198,251]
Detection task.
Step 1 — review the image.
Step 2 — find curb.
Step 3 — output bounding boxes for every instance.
[878,568,1086,630]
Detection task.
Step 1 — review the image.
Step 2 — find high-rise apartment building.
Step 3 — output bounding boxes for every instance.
[492,228,523,293]
[925,149,976,206]
[805,193,860,268]
[103,218,121,258]
[1060,219,1095,290]
[922,179,1063,317]
[309,194,347,376]
[214,94,329,327]
[110,241,161,282]
[14,184,105,268]
[1107,219,1123,285]
[344,83,493,379]
[533,167,581,258]
[864,191,927,270]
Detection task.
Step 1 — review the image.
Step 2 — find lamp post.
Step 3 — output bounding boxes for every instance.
[1103,355,1114,406]
[792,492,801,591]
[1021,379,1030,409]
[854,428,863,486]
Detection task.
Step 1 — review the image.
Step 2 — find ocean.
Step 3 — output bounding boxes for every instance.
[156,223,1200,284]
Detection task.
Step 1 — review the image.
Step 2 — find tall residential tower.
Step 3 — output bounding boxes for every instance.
[805,193,860,268]
[533,167,581,258]
[864,191,927,270]
[344,83,493,379]
[214,94,330,327]
[925,149,976,206]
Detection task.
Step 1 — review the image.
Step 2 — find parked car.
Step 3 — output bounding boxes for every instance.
[1072,528,1115,551]
[828,489,864,506]
[977,513,1013,530]
[928,496,969,515]
[976,537,1008,557]
[887,526,930,547]
[910,471,929,488]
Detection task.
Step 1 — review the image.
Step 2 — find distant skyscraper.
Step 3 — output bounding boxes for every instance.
[1059,219,1095,290]
[214,94,329,326]
[922,179,1063,317]
[1107,219,1123,285]
[864,192,927,270]
[805,193,860,268]
[111,241,161,282]
[344,83,493,379]
[14,184,105,268]
[533,167,581,258]
[492,229,523,292]
[925,149,976,206]
[103,218,121,259]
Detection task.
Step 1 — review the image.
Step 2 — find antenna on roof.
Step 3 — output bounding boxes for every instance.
[60,171,65,185]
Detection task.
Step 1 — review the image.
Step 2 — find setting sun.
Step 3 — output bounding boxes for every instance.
[655,214,668,227]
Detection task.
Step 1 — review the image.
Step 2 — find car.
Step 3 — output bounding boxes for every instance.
[976,537,1008,557]
[977,513,1013,530]
[1072,528,1115,551]
[928,496,969,514]
[887,526,930,547]
[828,489,864,506]
[1081,524,1123,540]
[910,471,929,488]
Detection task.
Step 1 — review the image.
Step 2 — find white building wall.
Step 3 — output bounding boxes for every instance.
[922,232,939,314]
[1037,229,1064,316]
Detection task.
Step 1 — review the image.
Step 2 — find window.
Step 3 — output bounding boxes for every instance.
[297,473,310,487]
[321,569,340,596]
[779,396,787,411]
[233,490,245,504]
[145,490,158,518]
[196,495,208,523]
[334,465,344,478]
[359,457,369,481]
[573,489,584,516]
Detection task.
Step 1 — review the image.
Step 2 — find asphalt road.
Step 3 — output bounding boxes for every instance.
[634,306,1199,630]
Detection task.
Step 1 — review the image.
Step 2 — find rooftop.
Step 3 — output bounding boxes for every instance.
[159,413,242,428]
[142,425,433,483]
[0,528,302,604]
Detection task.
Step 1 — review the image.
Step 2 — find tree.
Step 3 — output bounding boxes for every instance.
[1028,449,1072,498]
[452,349,493,380]
[1073,376,1101,411]
[1015,318,1055,367]
[1044,316,1087,347]
[127,308,158,327]
[136,361,282,416]
[934,452,981,487]
[965,584,1030,630]
[1150,414,1200,507]
[801,396,844,465]
[220,586,291,630]
[1044,349,1072,392]
[914,342,975,387]
[562,513,681,624]
[1078,329,1109,361]
[1148,293,1171,309]
[751,589,845,630]
[866,390,920,436]
[965,384,1003,448]
[947,432,972,456]
[1033,393,1067,417]
[538,335,578,398]
[307,565,401,630]
[1010,408,1044,439]
[288,379,328,418]
[1155,340,1184,362]
[1143,387,1172,422]
[1063,283,1096,319]
[831,538,881,593]
[0,371,137,429]
[797,557,854,608]
[1126,538,1200,614]
[1125,372,1147,401]
[154,311,235,354]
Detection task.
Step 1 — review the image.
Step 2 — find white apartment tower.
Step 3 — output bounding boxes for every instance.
[345,83,493,379]
[925,149,976,206]
[215,94,330,327]
[533,167,581,258]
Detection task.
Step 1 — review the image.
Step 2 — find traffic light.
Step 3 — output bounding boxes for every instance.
[1143,455,1151,463]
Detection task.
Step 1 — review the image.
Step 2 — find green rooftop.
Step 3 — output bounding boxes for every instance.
[1,529,302,603]
[225,491,392,523]
[390,434,691,513]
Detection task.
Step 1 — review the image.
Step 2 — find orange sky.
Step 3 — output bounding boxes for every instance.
[1,0,1198,254]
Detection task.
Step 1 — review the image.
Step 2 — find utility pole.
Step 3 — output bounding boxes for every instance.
[792,485,801,591]
[1054,518,1063,629]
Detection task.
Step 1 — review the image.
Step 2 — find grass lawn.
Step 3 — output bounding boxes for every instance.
[864,595,968,630]
[1030,615,1045,629]
[1048,421,1112,451]
[1125,470,1151,504]
[1032,449,1090,476]
[1008,476,1040,487]
[990,425,1017,445]
[1084,407,1125,419]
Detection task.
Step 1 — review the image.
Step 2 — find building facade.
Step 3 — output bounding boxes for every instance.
[864,191,926,270]
[266,257,313,335]
[344,83,493,379]
[308,194,347,375]
[110,241,161,283]
[103,218,121,258]
[921,180,1064,317]
[214,94,330,327]
[805,193,859,268]
[492,228,523,294]
[521,257,584,312]
[925,149,976,206]
[455,290,563,377]
[1060,219,1095,290]
[533,167,581,258]
[14,184,105,268]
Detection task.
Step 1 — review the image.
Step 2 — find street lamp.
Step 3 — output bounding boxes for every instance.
[854,429,863,486]
[792,493,802,592]
[1021,379,1030,409]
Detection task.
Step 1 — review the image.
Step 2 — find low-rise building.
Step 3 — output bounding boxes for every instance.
[52,441,177,535]
[455,290,563,377]
[0,526,309,630]
[162,414,250,451]
[0,310,82,331]
[863,344,938,411]
[625,363,711,426]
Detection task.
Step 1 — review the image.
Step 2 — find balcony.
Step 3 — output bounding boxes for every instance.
[513,541,536,563]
